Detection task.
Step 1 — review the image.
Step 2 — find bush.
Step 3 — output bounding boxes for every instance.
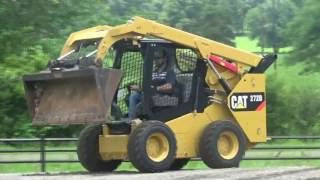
[266,60,320,135]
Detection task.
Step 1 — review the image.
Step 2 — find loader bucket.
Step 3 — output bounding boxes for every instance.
[23,68,122,125]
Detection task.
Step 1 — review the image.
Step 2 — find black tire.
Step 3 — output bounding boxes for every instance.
[127,121,177,173]
[77,124,122,172]
[168,158,190,170]
[199,120,246,168]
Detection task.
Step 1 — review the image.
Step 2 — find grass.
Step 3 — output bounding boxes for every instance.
[235,36,293,53]
[235,36,261,52]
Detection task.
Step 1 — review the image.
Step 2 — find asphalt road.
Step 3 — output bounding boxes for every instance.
[1,167,320,180]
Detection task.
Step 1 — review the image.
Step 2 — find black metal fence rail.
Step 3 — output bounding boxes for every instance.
[1,136,320,172]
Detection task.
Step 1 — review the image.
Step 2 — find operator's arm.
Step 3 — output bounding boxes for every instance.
[156,83,172,93]
[156,70,176,93]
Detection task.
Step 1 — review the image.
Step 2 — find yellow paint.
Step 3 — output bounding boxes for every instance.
[99,75,267,160]
[165,74,267,158]
[146,132,169,162]
[91,17,268,161]
[217,131,239,160]
[95,16,262,66]
[61,26,112,55]
[205,65,241,90]
[102,124,109,135]
[96,33,138,65]
[99,133,129,160]
[228,74,267,142]
[166,104,234,158]
[59,16,263,66]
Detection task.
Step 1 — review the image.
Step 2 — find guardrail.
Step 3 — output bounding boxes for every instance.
[1,136,320,172]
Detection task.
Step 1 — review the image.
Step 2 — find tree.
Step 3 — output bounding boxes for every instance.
[0,0,113,58]
[229,0,265,34]
[284,0,320,71]
[0,0,113,137]
[160,0,235,45]
[106,0,165,23]
[244,0,296,54]
[266,63,320,135]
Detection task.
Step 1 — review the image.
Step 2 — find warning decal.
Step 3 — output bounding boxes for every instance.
[230,92,265,111]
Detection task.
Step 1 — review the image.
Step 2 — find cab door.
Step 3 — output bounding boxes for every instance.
[142,42,208,122]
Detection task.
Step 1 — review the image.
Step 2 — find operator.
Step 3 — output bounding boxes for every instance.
[128,50,176,119]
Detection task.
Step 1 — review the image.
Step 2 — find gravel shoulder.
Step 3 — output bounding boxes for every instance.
[1,167,320,180]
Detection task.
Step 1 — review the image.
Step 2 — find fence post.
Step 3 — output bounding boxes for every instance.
[40,135,46,173]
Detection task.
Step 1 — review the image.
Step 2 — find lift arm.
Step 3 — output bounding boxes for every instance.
[95,16,263,67]
[60,25,112,55]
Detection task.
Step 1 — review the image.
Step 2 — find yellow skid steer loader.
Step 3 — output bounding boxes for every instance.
[23,17,276,172]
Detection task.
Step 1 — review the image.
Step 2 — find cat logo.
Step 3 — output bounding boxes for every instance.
[229,92,265,111]
[231,95,248,110]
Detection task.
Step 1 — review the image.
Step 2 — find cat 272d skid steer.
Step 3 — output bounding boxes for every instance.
[23,17,276,173]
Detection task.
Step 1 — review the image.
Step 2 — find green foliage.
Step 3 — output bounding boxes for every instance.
[244,0,296,53]
[284,0,320,71]
[266,59,320,135]
[106,0,163,23]
[264,0,320,134]
[0,0,112,137]
[234,36,320,136]
[229,0,265,33]
[160,0,235,45]
[0,46,47,137]
[235,36,293,53]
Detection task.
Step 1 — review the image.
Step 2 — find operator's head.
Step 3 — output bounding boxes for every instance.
[154,50,168,68]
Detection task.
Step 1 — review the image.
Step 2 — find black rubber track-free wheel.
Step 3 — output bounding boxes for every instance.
[199,120,246,168]
[127,121,177,173]
[77,124,122,172]
[168,158,190,170]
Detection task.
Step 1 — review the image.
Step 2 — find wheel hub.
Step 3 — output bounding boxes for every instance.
[146,132,169,162]
[217,131,239,160]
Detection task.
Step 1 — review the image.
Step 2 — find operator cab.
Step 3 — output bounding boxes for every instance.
[108,38,208,125]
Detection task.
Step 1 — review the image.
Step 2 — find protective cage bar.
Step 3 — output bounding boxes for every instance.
[116,51,144,114]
